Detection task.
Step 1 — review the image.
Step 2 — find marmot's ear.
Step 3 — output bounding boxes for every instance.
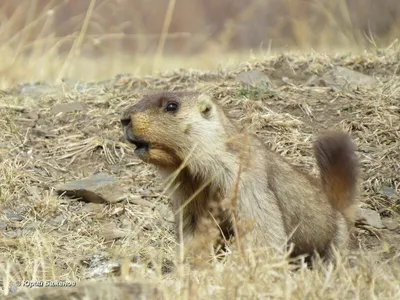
[197,94,213,118]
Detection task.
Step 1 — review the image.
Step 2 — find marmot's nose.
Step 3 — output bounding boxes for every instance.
[120,116,131,127]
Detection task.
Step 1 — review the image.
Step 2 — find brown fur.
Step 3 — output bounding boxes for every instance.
[120,91,359,263]
[313,132,359,225]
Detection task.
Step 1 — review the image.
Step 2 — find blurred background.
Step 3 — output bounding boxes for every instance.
[0,0,399,84]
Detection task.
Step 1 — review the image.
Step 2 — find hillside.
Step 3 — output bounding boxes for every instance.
[0,47,399,299]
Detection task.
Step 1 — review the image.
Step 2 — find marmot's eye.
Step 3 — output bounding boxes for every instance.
[164,103,179,112]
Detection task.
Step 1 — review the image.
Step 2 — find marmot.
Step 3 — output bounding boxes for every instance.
[120,91,359,263]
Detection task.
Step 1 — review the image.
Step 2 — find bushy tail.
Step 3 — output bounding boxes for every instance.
[313,131,359,224]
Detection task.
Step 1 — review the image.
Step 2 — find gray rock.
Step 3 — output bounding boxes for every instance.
[235,70,270,87]
[26,110,39,121]
[8,284,18,294]
[121,217,133,230]
[50,102,86,114]
[100,226,128,242]
[3,230,21,239]
[158,203,174,223]
[47,215,67,227]
[26,186,40,197]
[0,142,11,151]
[129,195,154,208]
[84,261,120,279]
[382,219,399,231]
[82,202,105,215]
[55,173,125,204]
[318,66,378,90]
[379,185,399,200]
[4,209,24,222]
[0,221,7,231]
[356,208,384,229]
[81,253,119,279]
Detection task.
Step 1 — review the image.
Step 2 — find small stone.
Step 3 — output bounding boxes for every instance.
[110,206,125,217]
[0,221,7,231]
[3,230,21,239]
[51,102,86,114]
[158,203,174,223]
[382,219,399,231]
[356,208,385,229]
[55,173,124,204]
[129,195,154,208]
[235,70,270,87]
[47,215,66,227]
[26,186,40,197]
[379,185,399,199]
[4,209,24,222]
[85,261,120,279]
[121,217,133,230]
[81,125,98,136]
[318,66,378,90]
[100,225,128,242]
[83,203,105,215]
[26,110,39,120]
[8,284,18,294]
[23,222,36,231]
[198,71,222,81]
[32,127,57,138]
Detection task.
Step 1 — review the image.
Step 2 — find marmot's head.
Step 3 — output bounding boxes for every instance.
[120,91,226,168]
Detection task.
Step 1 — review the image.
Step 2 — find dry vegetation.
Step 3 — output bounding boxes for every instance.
[0,1,400,299]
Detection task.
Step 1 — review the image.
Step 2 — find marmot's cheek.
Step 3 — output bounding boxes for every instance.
[131,112,150,136]
[148,148,180,167]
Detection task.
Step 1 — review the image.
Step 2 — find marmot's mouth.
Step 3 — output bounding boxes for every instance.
[126,137,150,152]
[124,128,150,152]
[132,140,150,151]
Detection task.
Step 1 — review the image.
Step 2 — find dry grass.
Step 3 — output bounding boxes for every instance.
[0,44,399,299]
[0,1,399,299]
[1,0,400,87]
